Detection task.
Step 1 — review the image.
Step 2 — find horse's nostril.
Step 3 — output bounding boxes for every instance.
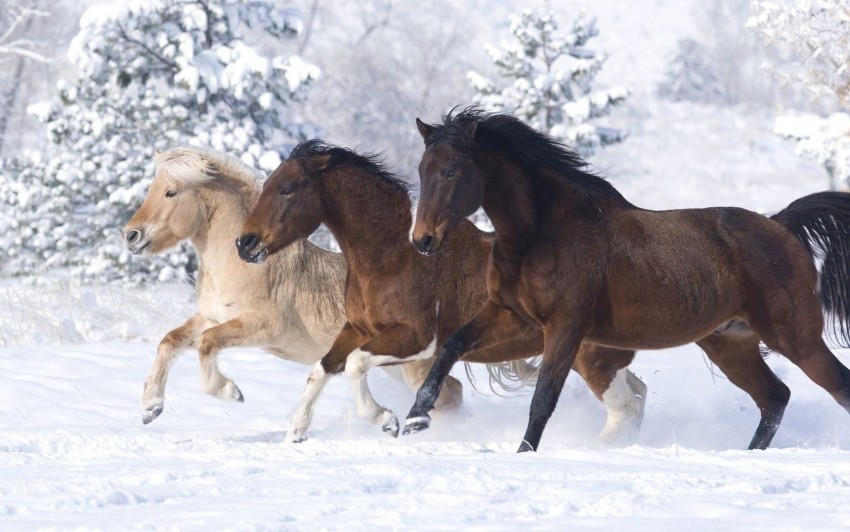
[236,233,260,253]
[415,234,435,255]
[126,229,142,245]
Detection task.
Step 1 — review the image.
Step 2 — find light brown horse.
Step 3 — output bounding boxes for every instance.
[405,108,850,452]
[236,140,647,443]
[123,146,464,425]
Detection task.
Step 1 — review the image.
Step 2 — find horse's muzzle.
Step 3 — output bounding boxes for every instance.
[236,233,269,264]
[124,228,151,255]
[412,234,441,256]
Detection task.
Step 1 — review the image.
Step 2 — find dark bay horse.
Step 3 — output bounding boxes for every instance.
[405,108,850,452]
[236,140,646,442]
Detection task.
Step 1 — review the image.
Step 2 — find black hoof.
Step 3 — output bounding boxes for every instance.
[516,440,536,453]
[402,415,431,435]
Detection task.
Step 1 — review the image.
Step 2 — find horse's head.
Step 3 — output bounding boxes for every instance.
[237,155,327,264]
[123,150,208,255]
[412,116,485,255]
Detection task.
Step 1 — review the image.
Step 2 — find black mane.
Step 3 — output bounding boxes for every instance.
[428,107,628,202]
[289,139,410,193]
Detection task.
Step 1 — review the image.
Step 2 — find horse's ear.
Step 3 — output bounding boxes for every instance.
[463,119,478,140]
[312,154,333,173]
[416,117,435,140]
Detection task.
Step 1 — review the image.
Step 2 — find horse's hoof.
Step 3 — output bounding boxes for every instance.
[382,413,400,438]
[402,415,431,435]
[285,432,307,444]
[216,381,244,402]
[516,440,536,453]
[142,402,164,425]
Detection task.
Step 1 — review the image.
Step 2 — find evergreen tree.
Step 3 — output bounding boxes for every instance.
[0,0,320,281]
[468,6,629,156]
[657,38,726,104]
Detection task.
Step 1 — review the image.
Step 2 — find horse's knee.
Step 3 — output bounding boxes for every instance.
[344,351,369,381]
[763,380,791,412]
[159,329,189,352]
[197,332,215,356]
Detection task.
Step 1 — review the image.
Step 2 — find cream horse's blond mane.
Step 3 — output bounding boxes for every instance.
[155,146,264,188]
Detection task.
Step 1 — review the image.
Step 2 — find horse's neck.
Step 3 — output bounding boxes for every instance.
[321,170,413,272]
[479,154,546,255]
[480,153,607,256]
[192,184,262,270]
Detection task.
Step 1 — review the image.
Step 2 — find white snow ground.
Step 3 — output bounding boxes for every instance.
[3,251,850,531]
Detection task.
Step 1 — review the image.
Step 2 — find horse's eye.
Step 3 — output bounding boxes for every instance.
[165,190,177,198]
[446,169,456,179]
[280,186,294,196]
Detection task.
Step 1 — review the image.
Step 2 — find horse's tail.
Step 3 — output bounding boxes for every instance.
[771,191,850,345]
[466,359,541,395]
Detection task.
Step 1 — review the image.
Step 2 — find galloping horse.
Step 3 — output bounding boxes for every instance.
[405,108,850,452]
[123,146,463,424]
[236,140,647,443]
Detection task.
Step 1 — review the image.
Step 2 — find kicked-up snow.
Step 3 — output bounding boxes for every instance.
[2,279,850,530]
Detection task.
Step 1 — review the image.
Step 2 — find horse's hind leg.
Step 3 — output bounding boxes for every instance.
[572,344,645,445]
[696,330,790,449]
[755,325,850,415]
[748,292,850,421]
[141,314,210,424]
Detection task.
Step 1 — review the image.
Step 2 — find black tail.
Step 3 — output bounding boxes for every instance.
[772,191,850,345]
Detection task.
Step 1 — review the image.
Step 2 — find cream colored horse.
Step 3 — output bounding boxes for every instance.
[123,146,463,425]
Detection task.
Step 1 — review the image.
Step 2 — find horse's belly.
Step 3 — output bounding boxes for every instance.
[587,304,735,349]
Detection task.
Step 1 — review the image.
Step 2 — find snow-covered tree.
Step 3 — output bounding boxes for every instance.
[468,6,629,156]
[0,0,320,281]
[775,113,850,190]
[748,0,850,105]
[658,38,726,104]
[749,1,850,188]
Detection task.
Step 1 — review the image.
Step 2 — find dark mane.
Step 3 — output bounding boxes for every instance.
[289,139,410,193]
[428,107,628,203]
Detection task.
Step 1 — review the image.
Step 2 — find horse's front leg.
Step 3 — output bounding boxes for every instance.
[196,315,276,403]
[141,314,210,424]
[518,320,586,453]
[402,301,525,435]
[346,324,433,437]
[286,324,364,443]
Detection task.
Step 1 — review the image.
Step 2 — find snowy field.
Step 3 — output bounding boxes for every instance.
[3,261,850,531]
